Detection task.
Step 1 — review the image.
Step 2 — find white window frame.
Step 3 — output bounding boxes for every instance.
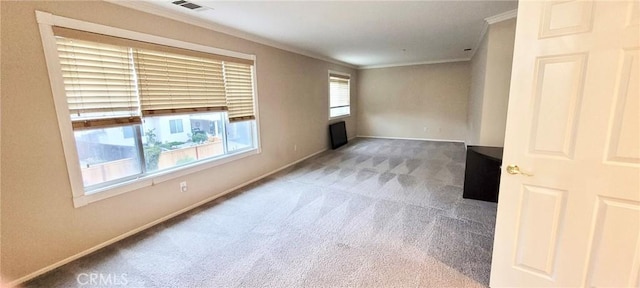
[328,70,352,120]
[36,11,261,207]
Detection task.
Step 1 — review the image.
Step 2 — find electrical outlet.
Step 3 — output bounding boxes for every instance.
[294,144,297,151]
[180,181,188,192]
[423,127,427,132]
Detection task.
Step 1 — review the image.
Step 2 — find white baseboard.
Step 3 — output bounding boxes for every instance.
[9,147,327,287]
[356,135,465,143]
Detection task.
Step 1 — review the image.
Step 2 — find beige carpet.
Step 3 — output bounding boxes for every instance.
[26,138,497,287]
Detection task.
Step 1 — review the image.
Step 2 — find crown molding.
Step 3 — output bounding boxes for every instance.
[485,9,518,24]
[470,22,489,60]
[104,1,515,72]
[103,0,357,69]
[470,9,518,59]
[359,58,471,70]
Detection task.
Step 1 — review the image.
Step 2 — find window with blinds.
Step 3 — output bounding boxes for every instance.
[45,23,259,198]
[225,62,256,122]
[56,37,141,130]
[134,49,228,116]
[329,73,351,118]
[52,27,257,127]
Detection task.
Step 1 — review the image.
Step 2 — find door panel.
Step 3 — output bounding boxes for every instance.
[584,197,640,287]
[540,1,594,38]
[529,53,587,158]
[514,185,566,278]
[606,49,639,165]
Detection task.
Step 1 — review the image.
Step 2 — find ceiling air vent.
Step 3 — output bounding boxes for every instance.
[171,0,210,12]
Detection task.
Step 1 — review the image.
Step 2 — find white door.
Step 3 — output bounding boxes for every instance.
[491,0,640,287]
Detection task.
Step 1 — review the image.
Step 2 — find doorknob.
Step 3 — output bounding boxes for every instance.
[506,165,533,176]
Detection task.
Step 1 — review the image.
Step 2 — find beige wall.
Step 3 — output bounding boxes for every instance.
[467,19,517,147]
[357,62,470,141]
[465,30,488,145]
[0,1,356,282]
[467,29,489,145]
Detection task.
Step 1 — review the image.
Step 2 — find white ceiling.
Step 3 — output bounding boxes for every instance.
[117,0,518,68]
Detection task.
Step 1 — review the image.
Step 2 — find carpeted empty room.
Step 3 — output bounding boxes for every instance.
[26,138,497,287]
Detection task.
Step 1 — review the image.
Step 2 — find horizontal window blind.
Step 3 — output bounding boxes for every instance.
[53,27,254,66]
[55,36,141,129]
[53,27,257,124]
[134,49,228,116]
[224,62,256,122]
[329,74,350,108]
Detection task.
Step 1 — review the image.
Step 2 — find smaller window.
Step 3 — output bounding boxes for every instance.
[169,119,184,134]
[329,72,351,118]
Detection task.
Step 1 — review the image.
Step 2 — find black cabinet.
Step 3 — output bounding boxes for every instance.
[463,146,504,203]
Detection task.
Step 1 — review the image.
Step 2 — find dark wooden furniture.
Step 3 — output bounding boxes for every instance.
[329,121,348,149]
[463,146,504,203]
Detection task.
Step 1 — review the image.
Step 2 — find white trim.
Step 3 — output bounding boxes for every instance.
[37,12,86,200]
[359,58,471,70]
[471,9,518,59]
[329,114,352,121]
[8,147,328,287]
[485,9,518,24]
[75,179,152,208]
[104,0,357,69]
[356,135,465,143]
[73,148,260,207]
[470,22,489,60]
[151,149,258,184]
[251,62,263,155]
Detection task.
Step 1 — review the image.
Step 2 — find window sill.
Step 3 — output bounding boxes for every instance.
[329,114,351,121]
[72,147,261,208]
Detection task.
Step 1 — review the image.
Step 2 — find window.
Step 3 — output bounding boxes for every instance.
[169,119,184,134]
[75,126,142,187]
[329,72,351,118]
[37,12,260,206]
